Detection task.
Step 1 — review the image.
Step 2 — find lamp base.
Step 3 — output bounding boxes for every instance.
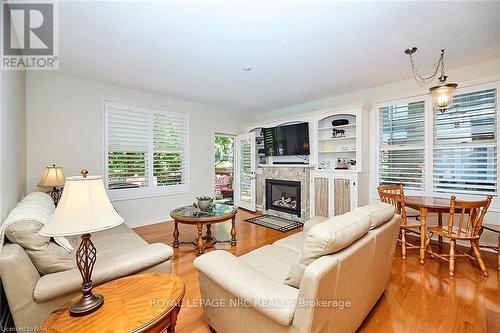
[48,186,63,206]
[71,233,104,317]
[70,293,104,317]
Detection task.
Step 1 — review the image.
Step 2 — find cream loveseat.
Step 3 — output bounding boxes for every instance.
[194,203,400,333]
[0,192,174,329]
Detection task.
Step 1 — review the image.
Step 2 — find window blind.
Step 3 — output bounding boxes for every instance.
[153,112,188,187]
[379,101,425,190]
[105,102,188,194]
[433,88,497,195]
[107,105,149,190]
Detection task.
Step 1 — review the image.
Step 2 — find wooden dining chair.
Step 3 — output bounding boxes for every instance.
[377,184,421,260]
[425,195,493,277]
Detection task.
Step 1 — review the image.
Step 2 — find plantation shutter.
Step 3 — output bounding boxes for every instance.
[153,112,188,186]
[433,88,497,195]
[106,103,149,190]
[106,101,189,194]
[379,101,425,190]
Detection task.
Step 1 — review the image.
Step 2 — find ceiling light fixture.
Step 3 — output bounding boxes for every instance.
[405,47,458,113]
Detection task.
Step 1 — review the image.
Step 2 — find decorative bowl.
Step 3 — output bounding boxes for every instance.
[331,119,349,126]
[196,196,213,211]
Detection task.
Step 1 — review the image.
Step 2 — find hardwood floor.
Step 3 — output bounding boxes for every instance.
[134,209,500,333]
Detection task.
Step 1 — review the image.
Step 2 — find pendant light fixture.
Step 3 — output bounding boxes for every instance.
[405,47,458,113]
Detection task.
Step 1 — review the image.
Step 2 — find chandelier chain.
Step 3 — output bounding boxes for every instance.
[408,49,445,86]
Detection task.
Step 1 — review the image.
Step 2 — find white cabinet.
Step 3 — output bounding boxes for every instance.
[311,104,371,217]
[315,105,369,172]
[310,170,358,217]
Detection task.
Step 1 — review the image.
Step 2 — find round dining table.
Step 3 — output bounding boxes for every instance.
[404,196,454,264]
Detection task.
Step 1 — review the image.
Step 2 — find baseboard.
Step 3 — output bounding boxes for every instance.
[126,216,169,228]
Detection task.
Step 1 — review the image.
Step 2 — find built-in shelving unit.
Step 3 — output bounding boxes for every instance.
[250,127,266,169]
[317,113,358,171]
[309,104,371,218]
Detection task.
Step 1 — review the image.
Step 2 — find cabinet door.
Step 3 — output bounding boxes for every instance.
[333,178,351,215]
[313,177,330,217]
[310,173,358,218]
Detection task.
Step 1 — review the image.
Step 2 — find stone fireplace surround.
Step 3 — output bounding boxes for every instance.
[266,179,302,217]
[256,165,314,223]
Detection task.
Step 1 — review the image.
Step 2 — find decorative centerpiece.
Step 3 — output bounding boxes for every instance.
[335,158,349,170]
[194,196,214,212]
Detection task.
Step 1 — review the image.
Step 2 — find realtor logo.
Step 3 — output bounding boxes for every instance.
[2,1,58,70]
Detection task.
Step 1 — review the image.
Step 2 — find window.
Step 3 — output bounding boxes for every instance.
[377,84,498,199]
[105,102,189,199]
[433,89,497,195]
[379,100,425,190]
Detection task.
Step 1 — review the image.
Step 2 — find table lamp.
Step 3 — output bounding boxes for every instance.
[38,164,65,205]
[39,170,124,316]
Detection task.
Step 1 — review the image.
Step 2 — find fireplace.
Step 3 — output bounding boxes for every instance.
[265,179,301,217]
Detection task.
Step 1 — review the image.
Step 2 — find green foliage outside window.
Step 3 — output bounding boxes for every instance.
[215,136,234,164]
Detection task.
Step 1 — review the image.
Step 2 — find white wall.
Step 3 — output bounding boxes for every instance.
[254,58,500,122]
[0,3,27,222]
[0,70,27,221]
[26,72,251,227]
[253,58,500,246]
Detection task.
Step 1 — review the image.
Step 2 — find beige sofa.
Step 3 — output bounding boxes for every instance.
[194,203,400,333]
[0,193,173,329]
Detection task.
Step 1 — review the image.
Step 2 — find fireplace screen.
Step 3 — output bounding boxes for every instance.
[265,179,301,217]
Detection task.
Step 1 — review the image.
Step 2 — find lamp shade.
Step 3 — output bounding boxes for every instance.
[430,83,458,112]
[38,164,65,187]
[39,175,124,237]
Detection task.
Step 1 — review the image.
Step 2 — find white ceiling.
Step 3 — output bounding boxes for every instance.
[58,1,500,112]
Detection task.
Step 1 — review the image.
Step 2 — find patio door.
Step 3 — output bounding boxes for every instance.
[235,132,256,211]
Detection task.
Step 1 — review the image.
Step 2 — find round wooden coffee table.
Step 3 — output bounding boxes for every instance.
[44,273,185,333]
[170,204,237,256]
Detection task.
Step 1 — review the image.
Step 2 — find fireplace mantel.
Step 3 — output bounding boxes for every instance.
[259,164,316,168]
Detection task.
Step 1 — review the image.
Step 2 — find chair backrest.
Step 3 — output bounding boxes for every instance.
[377,183,407,224]
[448,195,492,238]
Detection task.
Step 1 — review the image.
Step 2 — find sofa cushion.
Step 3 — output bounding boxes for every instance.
[91,224,149,259]
[303,216,329,233]
[5,220,75,274]
[34,243,174,302]
[273,232,305,254]
[3,195,76,275]
[355,203,395,229]
[285,209,370,288]
[240,244,300,283]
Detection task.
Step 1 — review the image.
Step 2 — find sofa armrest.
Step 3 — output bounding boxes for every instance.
[194,250,299,326]
[34,243,173,302]
[0,243,41,324]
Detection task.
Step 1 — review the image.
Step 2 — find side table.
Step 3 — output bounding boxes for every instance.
[43,273,185,333]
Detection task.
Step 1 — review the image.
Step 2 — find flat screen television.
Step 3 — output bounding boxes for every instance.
[263,122,310,156]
